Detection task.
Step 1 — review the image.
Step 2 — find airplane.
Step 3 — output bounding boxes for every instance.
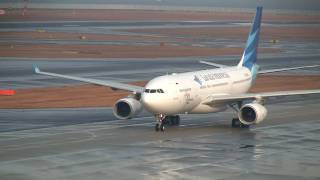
[34,6,320,132]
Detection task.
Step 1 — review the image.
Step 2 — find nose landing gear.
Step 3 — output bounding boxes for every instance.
[155,122,165,132]
[155,114,180,132]
[155,114,165,132]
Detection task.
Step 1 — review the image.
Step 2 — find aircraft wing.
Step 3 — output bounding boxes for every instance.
[203,89,320,105]
[259,64,320,74]
[33,65,145,93]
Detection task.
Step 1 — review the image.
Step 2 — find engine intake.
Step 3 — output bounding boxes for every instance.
[113,97,143,119]
[238,103,267,125]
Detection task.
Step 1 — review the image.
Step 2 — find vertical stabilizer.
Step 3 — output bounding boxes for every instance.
[237,6,263,75]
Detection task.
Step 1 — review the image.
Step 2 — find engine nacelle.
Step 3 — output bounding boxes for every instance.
[113,97,143,119]
[238,103,267,125]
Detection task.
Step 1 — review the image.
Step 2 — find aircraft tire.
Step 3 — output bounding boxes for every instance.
[175,115,180,125]
[155,124,160,131]
[160,123,165,132]
[232,118,250,128]
[232,118,240,128]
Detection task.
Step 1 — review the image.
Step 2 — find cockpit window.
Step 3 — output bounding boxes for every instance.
[144,89,164,93]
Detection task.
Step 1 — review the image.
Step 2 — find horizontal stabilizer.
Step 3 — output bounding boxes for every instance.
[199,60,228,68]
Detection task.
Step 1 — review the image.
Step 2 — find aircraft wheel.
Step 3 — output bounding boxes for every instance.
[232,118,240,128]
[155,123,160,131]
[241,124,250,128]
[169,116,176,125]
[164,116,178,126]
[232,118,250,128]
[174,115,180,125]
[160,123,165,132]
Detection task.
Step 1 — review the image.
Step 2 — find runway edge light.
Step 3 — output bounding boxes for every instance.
[0,90,15,96]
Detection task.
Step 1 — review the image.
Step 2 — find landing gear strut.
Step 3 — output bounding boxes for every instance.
[155,114,180,132]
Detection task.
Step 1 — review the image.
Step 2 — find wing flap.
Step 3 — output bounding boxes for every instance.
[33,65,144,93]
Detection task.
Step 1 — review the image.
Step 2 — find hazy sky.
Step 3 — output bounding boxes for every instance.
[3,0,320,11]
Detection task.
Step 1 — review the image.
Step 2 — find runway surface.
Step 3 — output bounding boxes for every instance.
[0,99,320,179]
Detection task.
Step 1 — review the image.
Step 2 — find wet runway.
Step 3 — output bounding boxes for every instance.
[0,99,320,179]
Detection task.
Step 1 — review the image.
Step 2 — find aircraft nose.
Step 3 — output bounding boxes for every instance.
[141,93,159,112]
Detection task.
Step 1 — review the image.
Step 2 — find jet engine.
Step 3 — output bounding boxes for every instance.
[238,103,267,125]
[113,97,143,119]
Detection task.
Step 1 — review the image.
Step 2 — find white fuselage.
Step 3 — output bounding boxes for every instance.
[141,66,253,115]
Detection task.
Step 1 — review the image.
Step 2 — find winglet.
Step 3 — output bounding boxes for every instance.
[33,65,40,73]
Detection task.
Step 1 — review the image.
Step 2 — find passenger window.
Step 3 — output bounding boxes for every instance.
[160,89,164,93]
[150,89,156,93]
[145,89,150,93]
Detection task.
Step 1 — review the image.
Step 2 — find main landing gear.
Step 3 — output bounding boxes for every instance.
[231,118,250,128]
[155,114,180,132]
[229,102,250,129]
